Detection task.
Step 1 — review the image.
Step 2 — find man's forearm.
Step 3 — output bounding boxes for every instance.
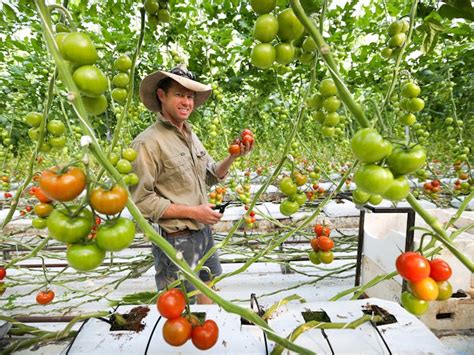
[161,203,197,219]
[215,155,236,179]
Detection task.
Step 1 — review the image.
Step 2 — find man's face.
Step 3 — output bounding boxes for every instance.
[157,81,195,124]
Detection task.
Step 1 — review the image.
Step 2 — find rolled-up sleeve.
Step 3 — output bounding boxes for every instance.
[205,154,227,186]
[130,140,171,221]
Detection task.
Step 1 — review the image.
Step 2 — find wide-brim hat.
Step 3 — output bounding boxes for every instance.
[139,68,212,112]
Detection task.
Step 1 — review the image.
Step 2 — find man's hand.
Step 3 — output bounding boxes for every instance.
[192,204,223,224]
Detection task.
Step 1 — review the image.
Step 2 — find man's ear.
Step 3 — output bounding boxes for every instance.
[156,88,165,102]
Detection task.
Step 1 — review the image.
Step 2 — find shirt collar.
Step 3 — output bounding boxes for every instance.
[156,112,193,132]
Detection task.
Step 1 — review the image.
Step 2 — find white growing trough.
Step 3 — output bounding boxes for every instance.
[66,298,450,354]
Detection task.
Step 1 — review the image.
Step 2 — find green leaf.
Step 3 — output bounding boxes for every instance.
[420,18,444,55]
[438,0,474,21]
[262,294,306,320]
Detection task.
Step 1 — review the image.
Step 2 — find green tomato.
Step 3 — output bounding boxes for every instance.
[388,21,403,36]
[32,217,48,229]
[275,42,295,65]
[112,73,130,88]
[401,113,416,126]
[354,164,394,195]
[60,32,98,65]
[308,250,321,264]
[144,0,159,14]
[321,126,335,137]
[66,243,105,271]
[253,14,279,43]
[83,95,108,115]
[319,78,337,97]
[49,135,67,148]
[111,88,128,102]
[382,175,410,202]
[387,145,426,175]
[302,36,317,52]
[25,112,43,127]
[96,217,135,252]
[306,93,324,110]
[352,189,370,205]
[108,152,120,166]
[125,173,139,186]
[323,112,340,126]
[407,98,425,113]
[401,291,429,316]
[116,159,133,174]
[368,194,383,205]
[279,177,297,197]
[73,65,108,97]
[122,148,137,162]
[322,96,341,113]
[47,207,94,244]
[280,199,299,216]
[401,82,421,98]
[351,128,393,163]
[47,120,66,136]
[277,8,304,41]
[293,192,307,206]
[114,55,132,72]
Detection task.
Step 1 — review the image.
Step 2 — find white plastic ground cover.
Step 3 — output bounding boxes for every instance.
[323,199,360,217]
[67,304,266,354]
[451,195,474,211]
[267,298,452,355]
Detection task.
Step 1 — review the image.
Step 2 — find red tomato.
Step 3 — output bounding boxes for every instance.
[408,277,439,301]
[162,316,192,346]
[39,166,86,202]
[0,267,6,280]
[310,237,319,252]
[431,179,441,188]
[313,224,330,237]
[90,185,128,215]
[36,290,55,305]
[240,129,253,138]
[228,144,240,155]
[241,134,254,145]
[396,252,431,282]
[317,236,334,252]
[429,259,452,281]
[191,319,219,350]
[157,288,186,319]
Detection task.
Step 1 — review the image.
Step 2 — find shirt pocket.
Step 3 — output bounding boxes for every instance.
[195,149,208,179]
[162,153,189,190]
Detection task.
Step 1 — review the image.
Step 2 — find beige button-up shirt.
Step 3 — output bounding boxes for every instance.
[130,114,223,233]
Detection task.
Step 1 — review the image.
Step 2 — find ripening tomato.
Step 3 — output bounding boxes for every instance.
[310,237,319,252]
[90,185,128,215]
[157,288,186,319]
[240,129,253,138]
[318,250,334,264]
[408,277,439,301]
[396,252,430,282]
[162,316,192,346]
[429,259,452,282]
[436,280,453,301]
[33,187,52,203]
[191,319,219,350]
[318,236,334,252]
[34,202,53,217]
[39,166,86,202]
[313,224,330,237]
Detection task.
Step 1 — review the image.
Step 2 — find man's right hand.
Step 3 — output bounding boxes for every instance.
[192,204,223,225]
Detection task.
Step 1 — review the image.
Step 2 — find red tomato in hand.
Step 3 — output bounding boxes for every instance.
[228,144,241,155]
[396,252,430,282]
[39,166,86,201]
[241,134,254,145]
[36,290,55,305]
[162,316,192,346]
[157,288,186,319]
[240,129,253,138]
[429,259,452,281]
[191,319,219,350]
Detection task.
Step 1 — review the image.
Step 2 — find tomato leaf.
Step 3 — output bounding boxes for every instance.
[262,294,306,320]
[438,0,474,21]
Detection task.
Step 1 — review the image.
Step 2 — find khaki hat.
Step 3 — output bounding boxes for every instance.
[139,65,212,112]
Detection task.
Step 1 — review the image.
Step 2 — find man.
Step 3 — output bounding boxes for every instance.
[131,65,252,303]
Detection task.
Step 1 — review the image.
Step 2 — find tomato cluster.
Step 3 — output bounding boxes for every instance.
[381,19,409,59]
[157,288,219,350]
[244,205,257,228]
[208,186,227,206]
[308,224,335,265]
[30,164,136,272]
[307,78,345,138]
[396,252,453,316]
[351,127,427,204]
[26,112,68,152]
[278,171,307,217]
[111,55,132,104]
[250,1,304,69]
[228,129,254,156]
[108,147,139,186]
[232,171,252,205]
[144,0,171,29]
